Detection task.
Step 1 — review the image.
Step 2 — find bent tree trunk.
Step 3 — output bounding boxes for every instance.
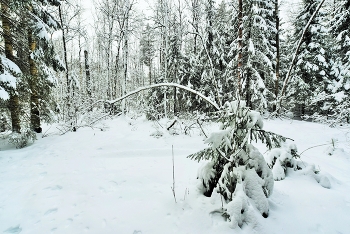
[107,83,220,111]
[1,1,21,133]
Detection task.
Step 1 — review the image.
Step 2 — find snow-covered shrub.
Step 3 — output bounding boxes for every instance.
[189,101,290,227]
[8,129,36,148]
[302,165,331,189]
[150,130,163,138]
[265,143,302,181]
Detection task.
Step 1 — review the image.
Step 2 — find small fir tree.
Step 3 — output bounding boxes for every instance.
[188,101,289,227]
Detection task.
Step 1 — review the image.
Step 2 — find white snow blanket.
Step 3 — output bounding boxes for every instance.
[0,116,350,233]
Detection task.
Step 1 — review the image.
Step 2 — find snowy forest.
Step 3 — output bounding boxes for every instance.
[0,0,350,233]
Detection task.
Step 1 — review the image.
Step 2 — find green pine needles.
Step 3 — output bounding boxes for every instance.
[188,100,290,228]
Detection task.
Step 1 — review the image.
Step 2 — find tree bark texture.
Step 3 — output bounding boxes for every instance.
[237,0,243,95]
[84,50,91,98]
[58,5,69,93]
[206,0,213,57]
[274,0,280,111]
[1,1,21,133]
[27,7,41,133]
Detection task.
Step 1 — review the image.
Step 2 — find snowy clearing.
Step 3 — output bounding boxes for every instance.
[1,116,350,234]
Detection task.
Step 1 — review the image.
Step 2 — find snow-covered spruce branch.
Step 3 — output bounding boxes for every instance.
[106,83,220,111]
[277,0,326,111]
[251,128,294,142]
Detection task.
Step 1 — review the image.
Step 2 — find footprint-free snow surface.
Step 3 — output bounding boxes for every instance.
[1,116,350,233]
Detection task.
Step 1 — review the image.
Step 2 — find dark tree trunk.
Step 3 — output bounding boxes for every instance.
[246,71,251,109]
[206,0,213,57]
[274,0,280,111]
[28,25,41,133]
[58,5,69,93]
[84,50,91,98]
[1,0,21,133]
[237,0,243,95]
[149,57,152,85]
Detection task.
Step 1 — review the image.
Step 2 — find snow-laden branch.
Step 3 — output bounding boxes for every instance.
[106,83,220,111]
[277,0,326,110]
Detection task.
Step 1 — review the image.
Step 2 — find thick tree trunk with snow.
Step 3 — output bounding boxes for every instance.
[1,1,21,133]
[27,5,41,133]
[28,28,41,133]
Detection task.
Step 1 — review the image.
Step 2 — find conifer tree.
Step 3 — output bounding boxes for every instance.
[330,0,350,70]
[213,1,231,102]
[244,0,276,111]
[0,0,21,133]
[177,0,204,113]
[288,0,331,116]
[1,0,63,133]
[319,0,350,124]
[200,0,220,108]
[189,101,289,227]
[140,24,156,86]
[27,0,64,132]
[226,0,276,111]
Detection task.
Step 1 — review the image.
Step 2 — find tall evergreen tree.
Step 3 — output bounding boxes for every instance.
[228,0,276,111]
[200,0,220,108]
[213,1,231,102]
[140,23,156,86]
[1,0,63,132]
[288,0,331,116]
[27,0,64,132]
[330,0,350,71]
[318,0,350,124]
[0,0,21,133]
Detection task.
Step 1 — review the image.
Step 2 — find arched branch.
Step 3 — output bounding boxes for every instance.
[106,83,220,111]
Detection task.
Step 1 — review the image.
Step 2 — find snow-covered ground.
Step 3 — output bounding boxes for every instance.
[1,116,350,233]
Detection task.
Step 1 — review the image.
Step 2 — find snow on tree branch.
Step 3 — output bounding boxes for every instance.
[277,0,326,110]
[106,83,221,111]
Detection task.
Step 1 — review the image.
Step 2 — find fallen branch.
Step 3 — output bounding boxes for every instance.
[167,119,177,131]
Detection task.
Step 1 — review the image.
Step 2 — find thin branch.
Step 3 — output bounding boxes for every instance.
[197,119,207,138]
[299,143,333,156]
[171,145,177,203]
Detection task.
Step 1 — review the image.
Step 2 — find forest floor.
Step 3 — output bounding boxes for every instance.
[0,115,350,234]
